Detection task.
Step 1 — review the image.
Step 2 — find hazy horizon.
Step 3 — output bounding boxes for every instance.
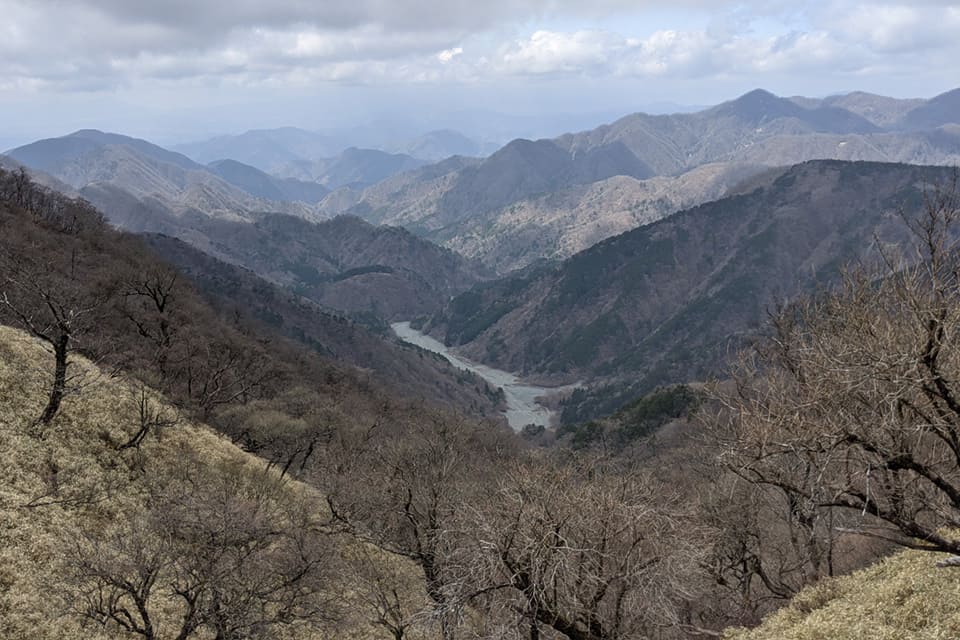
[2,0,958,148]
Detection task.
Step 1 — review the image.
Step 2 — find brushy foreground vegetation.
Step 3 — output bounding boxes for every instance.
[0,324,430,640]
[727,546,960,640]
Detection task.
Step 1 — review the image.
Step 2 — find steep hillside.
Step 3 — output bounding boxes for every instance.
[144,233,504,415]
[322,155,481,226]
[8,128,200,173]
[425,161,958,420]
[0,167,501,427]
[131,211,491,321]
[434,138,654,222]
[7,130,320,219]
[0,324,433,640]
[440,163,765,273]
[897,87,960,131]
[7,142,486,322]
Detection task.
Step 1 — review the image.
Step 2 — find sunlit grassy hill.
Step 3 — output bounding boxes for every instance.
[0,324,429,640]
[727,546,960,640]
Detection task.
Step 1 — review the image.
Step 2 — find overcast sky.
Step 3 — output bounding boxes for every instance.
[1,0,958,147]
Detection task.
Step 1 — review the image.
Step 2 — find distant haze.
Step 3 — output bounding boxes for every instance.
[1,0,958,145]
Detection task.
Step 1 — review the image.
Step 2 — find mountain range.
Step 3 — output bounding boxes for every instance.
[321,88,960,272]
[5,87,960,421]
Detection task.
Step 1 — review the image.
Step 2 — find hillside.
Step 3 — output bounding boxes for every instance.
[172,126,345,170]
[207,158,330,203]
[5,146,489,322]
[896,88,960,131]
[0,324,432,640]
[144,232,504,414]
[726,546,960,640]
[424,161,959,420]
[6,131,489,322]
[279,147,427,188]
[137,212,491,321]
[0,166,502,427]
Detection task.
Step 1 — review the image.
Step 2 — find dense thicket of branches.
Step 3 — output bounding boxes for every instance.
[66,457,335,640]
[712,180,960,559]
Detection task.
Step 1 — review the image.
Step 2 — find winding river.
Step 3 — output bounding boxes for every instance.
[391,322,576,431]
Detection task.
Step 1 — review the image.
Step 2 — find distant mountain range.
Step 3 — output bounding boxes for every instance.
[4,129,322,220]
[3,130,490,324]
[423,160,959,420]
[322,88,960,272]
[11,89,958,279]
[172,126,492,174]
[6,88,960,381]
[275,147,427,188]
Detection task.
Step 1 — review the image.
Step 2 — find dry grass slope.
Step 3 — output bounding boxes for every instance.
[727,547,960,640]
[0,324,430,640]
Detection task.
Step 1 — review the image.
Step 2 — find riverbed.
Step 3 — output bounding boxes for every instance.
[391,322,576,431]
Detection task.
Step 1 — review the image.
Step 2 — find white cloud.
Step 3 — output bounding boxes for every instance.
[497,30,627,75]
[489,25,874,79]
[438,47,464,63]
[0,0,956,98]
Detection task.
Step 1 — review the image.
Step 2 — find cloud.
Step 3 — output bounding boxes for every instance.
[438,47,464,63]
[822,3,960,54]
[491,26,871,79]
[0,0,957,95]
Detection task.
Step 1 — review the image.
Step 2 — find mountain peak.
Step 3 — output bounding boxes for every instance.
[715,88,795,123]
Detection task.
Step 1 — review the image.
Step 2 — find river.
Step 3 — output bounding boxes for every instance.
[391,322,576,431]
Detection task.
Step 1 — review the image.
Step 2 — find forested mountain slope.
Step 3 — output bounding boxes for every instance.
[425,160,959,420]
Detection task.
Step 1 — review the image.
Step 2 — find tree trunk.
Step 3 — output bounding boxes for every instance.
[38,333,68,425]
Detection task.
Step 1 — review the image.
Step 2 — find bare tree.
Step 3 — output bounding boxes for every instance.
[119,265,182,384]
[711,179,960,561]
[463,455,706,640]
[116,383,180,451]
[0,228,117,427]
[319,408,516,639]
[66,457,336,640]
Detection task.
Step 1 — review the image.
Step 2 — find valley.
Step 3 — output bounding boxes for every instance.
[3,76,960,640]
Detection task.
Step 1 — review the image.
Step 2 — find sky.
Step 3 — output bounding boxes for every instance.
[1,0,958,147]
